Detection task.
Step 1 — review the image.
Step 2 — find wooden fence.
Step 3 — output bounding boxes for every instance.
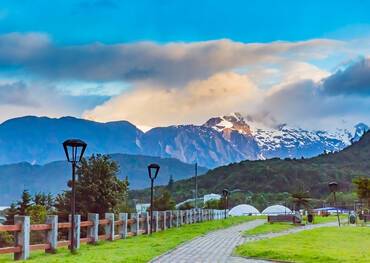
[0,209,226,261]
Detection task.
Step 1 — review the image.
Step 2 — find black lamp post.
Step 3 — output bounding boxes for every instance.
[148,163,160,234]
[328,181,341,227]
[222,189,229,219]
[63,139,87,252]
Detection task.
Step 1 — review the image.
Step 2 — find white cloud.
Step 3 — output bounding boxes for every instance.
[84,72,261,127]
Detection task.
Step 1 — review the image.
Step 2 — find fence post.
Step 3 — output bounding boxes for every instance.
[68,214,81,250]
[154,211,159,232]
[144,212,150,234]
[118,213,128,239]
[105,213,115,241]
[14,216,30,260]
[45,215,58,253]
[130,213,138,235]
[163,211,167,230]
[87,213,99,244]
[168,211,173,228]
[186,210,190,224]
[176,210,180,227]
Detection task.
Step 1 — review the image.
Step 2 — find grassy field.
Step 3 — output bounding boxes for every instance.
[0,216,261,263]
[244,215,344,236]
[244,222,296,235]
[236,226,370,263]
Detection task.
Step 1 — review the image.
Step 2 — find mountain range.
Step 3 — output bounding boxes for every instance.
[0,153,207,205]
[0,115,368,168]
[131,130,370,203]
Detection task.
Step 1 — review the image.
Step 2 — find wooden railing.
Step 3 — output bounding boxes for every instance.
[0,209,227,261]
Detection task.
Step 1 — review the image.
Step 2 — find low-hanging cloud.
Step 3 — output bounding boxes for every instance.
[322,58,370,96]
[84,72,261,127]
[0,32,343,85]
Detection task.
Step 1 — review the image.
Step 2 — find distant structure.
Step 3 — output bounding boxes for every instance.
[136,203,150,213]
[229,204,260,216]
[203,193,221,203]
[262,205,292,215]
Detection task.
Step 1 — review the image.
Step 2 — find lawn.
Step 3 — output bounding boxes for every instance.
[244,222,296,235]
[244,215,345,236]
[0,216,261,263]
[236,226,370,263]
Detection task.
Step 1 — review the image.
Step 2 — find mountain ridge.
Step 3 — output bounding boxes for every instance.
[0,115,367,168]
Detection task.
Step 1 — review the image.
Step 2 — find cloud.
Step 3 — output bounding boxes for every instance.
[0,80,108,123]
[258,60,370,129]
[322,58,370,96]
[0,33,343,85]
[0,81,39,106]
[84,72,261,126]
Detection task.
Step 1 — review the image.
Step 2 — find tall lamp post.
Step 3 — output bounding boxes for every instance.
[222,189,229,219]
[63,139,87,252]
[148,163,160,234]
[328,181,341,227]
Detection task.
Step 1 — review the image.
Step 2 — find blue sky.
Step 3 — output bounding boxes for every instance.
[2,0,370,44]
[1,0,370,130]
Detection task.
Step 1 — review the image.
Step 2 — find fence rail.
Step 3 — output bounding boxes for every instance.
[0,209,227,261]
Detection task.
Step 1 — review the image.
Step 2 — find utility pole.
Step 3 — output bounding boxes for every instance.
[195,162,198,209]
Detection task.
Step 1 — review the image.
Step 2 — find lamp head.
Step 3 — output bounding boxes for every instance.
[63,139,87,163]
[328,181,338,193]
[148,163,160,180]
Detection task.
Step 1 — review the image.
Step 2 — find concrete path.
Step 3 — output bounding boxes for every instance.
[150,219,266,263]
[151,219,340,263]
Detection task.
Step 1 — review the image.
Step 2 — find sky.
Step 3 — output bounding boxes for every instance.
[1,0,370,131]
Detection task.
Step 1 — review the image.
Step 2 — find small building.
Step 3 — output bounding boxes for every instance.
[136,203,150,214]
[229,204,260,216]
[0,216,6,225]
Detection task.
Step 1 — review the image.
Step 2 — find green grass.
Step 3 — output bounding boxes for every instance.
[236,226,370,263]
[305,215,347,224]
[245,215,346,236]
[0,216,261,263]
[244,222,297,235]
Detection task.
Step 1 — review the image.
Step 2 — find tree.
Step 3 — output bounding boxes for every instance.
[353,177,370,208]
[167,175,174,192]
[17,190,32,215]
[5,203,18,225]
[55,154,128,218]
[204,199,221,209]
[153,190,175,211]
[291,191,310,211]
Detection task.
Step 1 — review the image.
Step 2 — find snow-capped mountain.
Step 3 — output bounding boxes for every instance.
[0,115,367,168]
[203,113,369,161]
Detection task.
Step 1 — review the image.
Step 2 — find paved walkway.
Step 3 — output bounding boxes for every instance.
[150,219,266,263]
[151,219,340,263]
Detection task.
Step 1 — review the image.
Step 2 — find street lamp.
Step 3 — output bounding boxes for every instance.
[222,189,229,219]
[63,139,87,252]
[328,181,341,227]
[148,163,160,234]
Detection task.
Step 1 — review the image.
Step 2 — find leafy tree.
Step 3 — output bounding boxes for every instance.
[204,199,221,209]
[167,174,174,192]
[17,190,32,215]
[178,201,194,210]
[291,191,310,211]
[26,205,47,224]
[55,154,128,218]
[5,203,18,225]
[153,190,175,211]
[353,177,370,208]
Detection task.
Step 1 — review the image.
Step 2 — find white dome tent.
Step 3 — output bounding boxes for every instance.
[228,204,260,216]
[262,205,292,215]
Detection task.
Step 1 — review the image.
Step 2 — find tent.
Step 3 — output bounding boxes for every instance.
[229,204,260,216]
[262,205,292,215]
